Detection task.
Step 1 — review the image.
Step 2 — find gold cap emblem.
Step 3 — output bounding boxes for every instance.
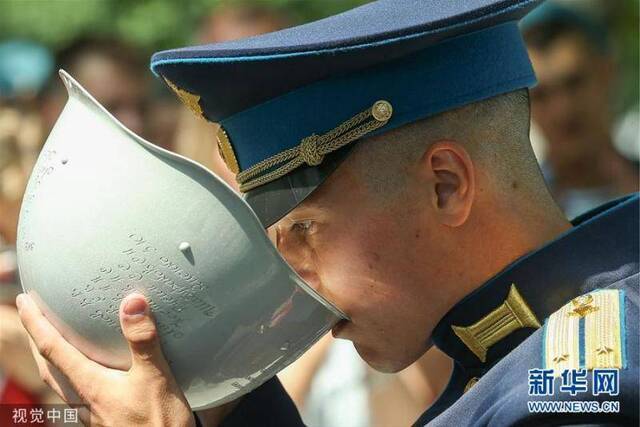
[216,127,240,174]
[372,100,393,122]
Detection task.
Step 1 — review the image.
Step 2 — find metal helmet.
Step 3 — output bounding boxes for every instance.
[16,71,346,409]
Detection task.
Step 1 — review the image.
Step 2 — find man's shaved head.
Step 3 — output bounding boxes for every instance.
[348,89,551,208]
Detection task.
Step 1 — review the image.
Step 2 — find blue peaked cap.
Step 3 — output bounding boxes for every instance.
[151,0,543,227]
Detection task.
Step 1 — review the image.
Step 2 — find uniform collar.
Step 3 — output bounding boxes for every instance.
[432,194,639,372]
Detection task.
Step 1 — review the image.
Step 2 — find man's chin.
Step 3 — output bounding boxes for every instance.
[353,343,407,373]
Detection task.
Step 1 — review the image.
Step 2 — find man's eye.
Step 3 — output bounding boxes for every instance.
[292,220,315,233]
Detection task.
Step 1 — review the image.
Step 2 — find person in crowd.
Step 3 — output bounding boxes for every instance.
[41,37,151,140]
[521,2,639,218]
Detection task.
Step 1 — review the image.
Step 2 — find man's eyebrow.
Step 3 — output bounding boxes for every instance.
[286,204,329,220]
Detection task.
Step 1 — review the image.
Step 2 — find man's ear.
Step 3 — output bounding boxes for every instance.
[420,141,475,227]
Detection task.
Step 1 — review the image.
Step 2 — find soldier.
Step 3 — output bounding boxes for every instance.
[16,0,638,426]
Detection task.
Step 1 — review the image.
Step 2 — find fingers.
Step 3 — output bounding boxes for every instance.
[26,335,85,404]
[119,293,171,375]
[25,336,92,426]
[16,293,103,399]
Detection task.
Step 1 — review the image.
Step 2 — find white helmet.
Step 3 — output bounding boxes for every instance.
[17,71,346,409]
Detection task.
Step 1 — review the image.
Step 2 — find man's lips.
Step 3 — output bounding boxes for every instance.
[331,319,348,338]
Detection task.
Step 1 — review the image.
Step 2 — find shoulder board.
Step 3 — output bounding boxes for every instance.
[542,289,626,375]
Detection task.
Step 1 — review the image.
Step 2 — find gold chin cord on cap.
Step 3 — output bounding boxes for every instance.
[236,100,393,192]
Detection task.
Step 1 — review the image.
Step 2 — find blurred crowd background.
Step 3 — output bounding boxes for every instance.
[0,1,637,426]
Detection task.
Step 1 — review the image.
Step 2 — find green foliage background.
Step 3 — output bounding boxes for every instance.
[0,0,368,52]
[0,0,637,109]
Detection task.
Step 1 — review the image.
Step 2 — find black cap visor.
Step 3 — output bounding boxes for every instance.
[243,145,353,228]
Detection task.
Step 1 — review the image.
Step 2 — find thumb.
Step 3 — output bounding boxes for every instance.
[119,293,169,373]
